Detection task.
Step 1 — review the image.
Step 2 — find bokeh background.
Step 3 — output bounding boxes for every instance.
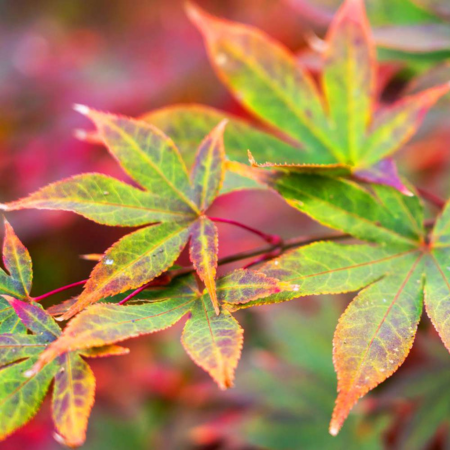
[2,0,450,448]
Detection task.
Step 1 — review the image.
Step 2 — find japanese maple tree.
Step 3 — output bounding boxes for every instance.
[1,0,450,446]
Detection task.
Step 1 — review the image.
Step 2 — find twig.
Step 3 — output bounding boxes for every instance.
[209,216,281,245]
[118,283,151,305]
[417,187,446,209]
[171,231,352,279]
[33,279,88,302]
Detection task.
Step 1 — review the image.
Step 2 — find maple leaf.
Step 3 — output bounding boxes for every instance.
[233,299,389,449]
[0,299,102,447]
[0,222,128,446]
[140,0,449,195]
[23,270,291,390]
[2,108,230,318]
[223,184,450,435]
[0,219,35,334]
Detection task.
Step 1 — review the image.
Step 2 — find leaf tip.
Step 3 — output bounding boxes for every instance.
[73,104,91,116]
[211,118,228,142]
[185,1,204,26]
[216,118,228,131]
[329,424,339,437]
[185,1,219,41]
[247,150,257,166]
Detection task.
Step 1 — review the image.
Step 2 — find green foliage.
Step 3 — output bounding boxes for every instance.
[28,271,289,389]
[0,298,96,447]
[1,0,450,446]
[3,111,231,318]
[234,301,389,450]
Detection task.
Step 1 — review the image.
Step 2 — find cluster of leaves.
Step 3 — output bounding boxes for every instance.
[2,0,450,446]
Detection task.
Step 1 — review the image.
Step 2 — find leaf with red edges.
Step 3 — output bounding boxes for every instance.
[0,220,32,300]
[177,0,450,192]
[189,217,219,314]
[218,186,450,435]
[0,299,101,446]
[23,271,289,390]
[2,111,234,320]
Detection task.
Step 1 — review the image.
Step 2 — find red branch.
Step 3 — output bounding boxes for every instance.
[118,283,150,305]
[417,187,446,209]
[209,216,281,245]
[33,279,88,302]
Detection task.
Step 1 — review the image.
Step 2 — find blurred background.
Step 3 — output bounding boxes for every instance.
[1,0,450,448]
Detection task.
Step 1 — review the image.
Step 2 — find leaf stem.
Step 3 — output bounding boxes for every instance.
[209,216,281,245]
[172,230,352,278]
[33,279,88,302]
[118,283,150,305]
[417,187,446,209]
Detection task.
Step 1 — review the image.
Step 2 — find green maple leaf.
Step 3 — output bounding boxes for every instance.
[234,300,389,450]
[0,298,130,447]
[24,270,290,390]
[2,109,230,318]
[224,185,450,435]
[0,219,34,334]
[0,222,128,446]
[0,298,99,447]
[140,0,448,194]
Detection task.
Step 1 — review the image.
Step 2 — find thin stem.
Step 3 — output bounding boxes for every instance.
[417,187,446,209]
[118,283,150,305]
[242,248,283,269]
[33,279,88,302]
[171,231,352,279]
[209,216,281,245]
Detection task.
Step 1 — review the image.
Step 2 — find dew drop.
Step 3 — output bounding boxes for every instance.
[292,284,300,292]
[389,359,394,364]
[103,191,110,196]
[274,261,279,266]
[23,369,35,378]
[383,298,387,303]
[104,258,114,265]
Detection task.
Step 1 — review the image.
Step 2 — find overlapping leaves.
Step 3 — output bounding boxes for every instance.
[2,109,230,318]
[26,270,290,390]
[143,0,448,194]
[225,183,450,435]
[0,298,103,447]
[0,223,113,447]
[0,221,290,446]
